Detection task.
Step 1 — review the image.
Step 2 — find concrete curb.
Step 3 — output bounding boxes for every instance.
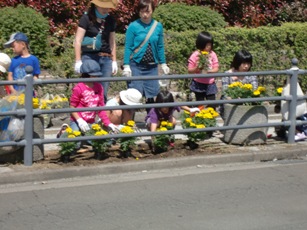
[0,145,306,185]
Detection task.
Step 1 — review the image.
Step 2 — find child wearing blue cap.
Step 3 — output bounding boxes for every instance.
[4,32,40,94]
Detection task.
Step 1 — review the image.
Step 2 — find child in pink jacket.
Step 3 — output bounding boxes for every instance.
[69,60,117,133]
[188,31,219,109]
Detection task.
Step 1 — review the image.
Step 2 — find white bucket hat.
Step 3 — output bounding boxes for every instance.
[0,53,11,73]
[120,88,142,105]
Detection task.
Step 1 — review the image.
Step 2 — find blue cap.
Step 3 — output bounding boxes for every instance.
[4,32,29,48]
[80,60,102,76]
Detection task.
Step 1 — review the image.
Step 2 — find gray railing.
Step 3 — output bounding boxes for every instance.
[0,59,307,166]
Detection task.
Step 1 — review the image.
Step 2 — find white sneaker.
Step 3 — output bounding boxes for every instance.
[56,123,69,138]
[295,132,306,141]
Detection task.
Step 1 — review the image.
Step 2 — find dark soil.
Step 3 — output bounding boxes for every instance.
[32,139,232,169]
[5,136,289,171]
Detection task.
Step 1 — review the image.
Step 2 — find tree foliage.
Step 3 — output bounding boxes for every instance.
[0,0,306,37]
[0,0,89,37]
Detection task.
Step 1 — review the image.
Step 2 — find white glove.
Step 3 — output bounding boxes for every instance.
[161,63,170,75]
[112,61,118,75]
[108,123,119,132]
[122,65,132,77]
[74,60,82,74]
[77,118,90,132]
[190,108,200,113]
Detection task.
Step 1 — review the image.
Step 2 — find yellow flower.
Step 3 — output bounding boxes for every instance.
[68,134,76,138]
[121,126,134,134]
[211,111,219,117]
[32,98,39,104]
[277,87,283,94]
[225,82,266,105]
[40,102,48,109]
[185,118,192,123]
[206,107,214,112]
[180,107,217,143]
[258,86,266,92]
[196,124,205,129]
[197,50,210,70]
[73,130,81,137]
[160,121,168,127]
[18,94,25,105]
[196,112,204,118]
[166,122,173,128]
[242,84,253,90]
[229,82,243,88]
[190,122,196,127]
[95,130,108,136]
[66,127,73,134]
[127,120,135,127]
[202,113,213,119]
[253,90,260,96]
[92,123,101,131]
[158,127,167,131]
[32,98,39,108]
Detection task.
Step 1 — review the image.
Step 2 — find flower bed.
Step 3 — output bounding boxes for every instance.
[181,107,219,149]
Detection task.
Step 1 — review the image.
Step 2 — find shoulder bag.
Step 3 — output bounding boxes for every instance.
[130,20,158,59]
[81,18,105,52]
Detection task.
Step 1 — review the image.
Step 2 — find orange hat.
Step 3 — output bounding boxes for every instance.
[91,0,118,9]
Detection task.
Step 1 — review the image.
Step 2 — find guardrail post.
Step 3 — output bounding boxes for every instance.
[24,66,34,166]
[287,58,299,144]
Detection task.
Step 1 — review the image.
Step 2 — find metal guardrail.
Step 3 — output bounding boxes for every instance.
[0,58,307,166]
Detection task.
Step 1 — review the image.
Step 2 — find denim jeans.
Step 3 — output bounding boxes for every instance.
[128,61,159,98]
[69,120,93,149]
[82,53,112,100]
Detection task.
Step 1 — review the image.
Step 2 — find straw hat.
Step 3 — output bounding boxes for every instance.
[91,0,118,9]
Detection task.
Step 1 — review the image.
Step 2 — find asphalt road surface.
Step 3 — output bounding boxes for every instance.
[1,159,307,230]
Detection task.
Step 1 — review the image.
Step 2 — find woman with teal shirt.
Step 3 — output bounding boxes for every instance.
[122,0,170,111]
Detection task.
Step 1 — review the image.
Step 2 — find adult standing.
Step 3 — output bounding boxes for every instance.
[74,0,118,100]
[122,0,170,110]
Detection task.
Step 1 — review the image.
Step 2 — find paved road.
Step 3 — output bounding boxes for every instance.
[1,159,307,230]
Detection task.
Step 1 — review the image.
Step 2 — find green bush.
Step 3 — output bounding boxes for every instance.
[153,3,227,32]
[0,5,49,63]
[48,23,307,97]
[43,36,76,78]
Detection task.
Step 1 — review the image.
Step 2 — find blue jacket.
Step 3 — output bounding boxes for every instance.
[123,19,166,65]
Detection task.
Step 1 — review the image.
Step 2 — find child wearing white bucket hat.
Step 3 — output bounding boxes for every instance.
[106,88,142,126]
[0,53,11,73]
[0,53,11,96]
